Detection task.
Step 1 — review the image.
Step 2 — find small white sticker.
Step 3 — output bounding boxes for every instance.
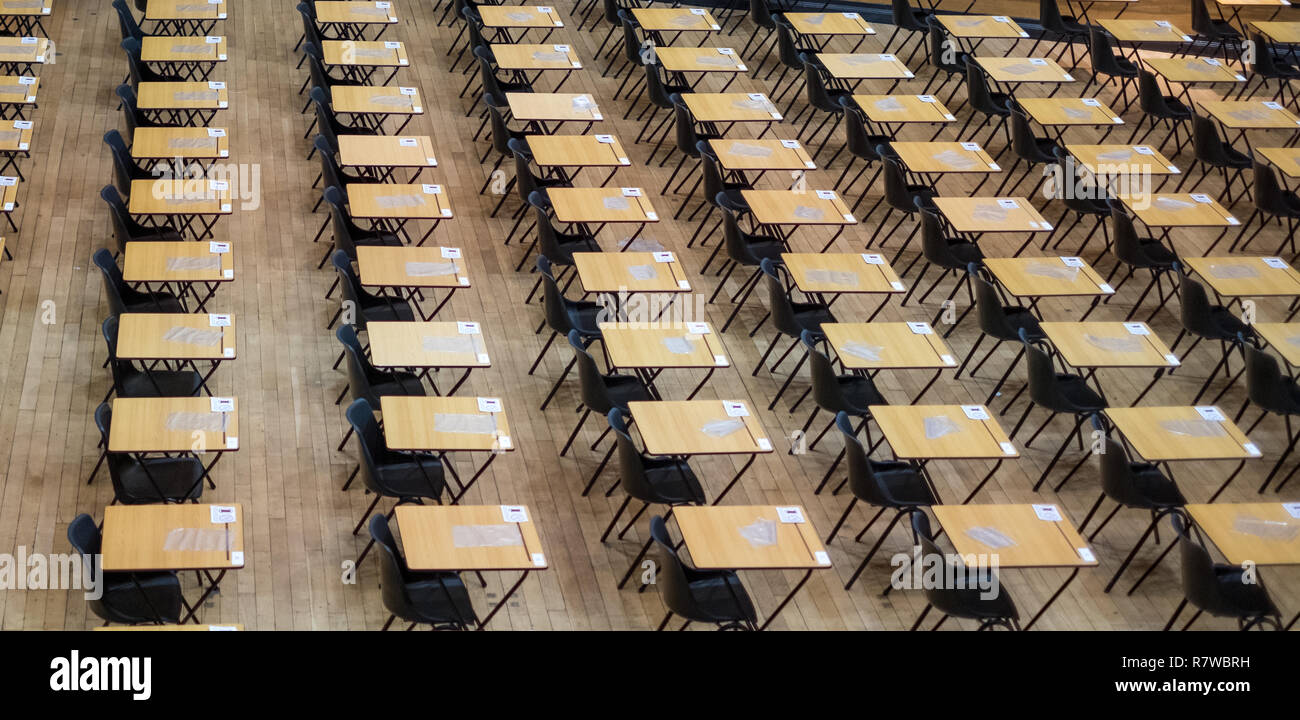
[862,253,884,265]
[1078,547,1096,562]
[210,241,229,254]
[724,401,749,417]
[229,551,243,565]
[1195,406,1226,421]
[776,506,805,523]
[1263,257,1288,269]
[478,397,502,413]
[815,550,831,565]
[457,321,480,334]
[1283,503,1300,518]
[907,321,933,335]
[686,322,710,335]
[1061,256,1085,267]
[422,184,442,194]
[1000,441,1017,455]
[211,505,236,524]
[1244,442,1262,456]
[209,313,231,327]
[531,553,546,567]
[501,505,528,522]
[440,246,461,259]
[210,397,234,413]
[652,251,674,263]
[1033,504,1063,522]
[1123,322,1150,335]
[962,405,990,420]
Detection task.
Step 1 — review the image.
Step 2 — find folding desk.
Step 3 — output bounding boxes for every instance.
[869,404,1019,503]
[366,321,491,395]
[1105,405,1261,500]
[599,321,729,399]
[122,241,234,312]
[381,397,516,503]
[356,245,469,320]
[345,182,452,245]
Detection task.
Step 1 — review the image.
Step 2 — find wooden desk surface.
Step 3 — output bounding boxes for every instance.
[132,126,229,160]
[631,7,719,32]
[337,134,437,168]
[1119,193,1238,228]
[395,505,546,571]
[137,81,229,110]
[1253,322,1300,367]
[0,0,51,16]
[1041,321,1179,369]
[549,186,659,223]
[628,400,774,455]
[123,241,234,284]
[146,0,227,20]
[102,504,245,572]
[1018,97,1124,127]
[934,196,1052,233]
[742,189,855,225]
[108,396,240,453]
[321,39,409,68]
[490,43,582,71]
[331,85,423,115]
[140,35,226,63]
[346,182,451,220]
[528,133,629,168]
[977,56,1074,83]
[892,141,1000,174]
[573,251,691,293]
[1106,406,1259,461]
[128,178,232,216]
[0,179,18,211]
[1198,99,1300,130]
[0,74,37,105]
[1066,143,1181,175]
[823,321,957,370]
[314,1,399,25]
[0,36,50,63]
[0,118,31,154]
[1250,20,1300,44]
[654,45,748,74]
[1098,18,1192,43]
[1217,0,1288,6]
[116,312,236,360]
[1257,146,1300,179]
[1182,255,1300,298]
[984,256,1114,298]
[711,137,814,171]
[600,321,730,370]
[507,92,602,122]
[478,5,565,28]
[356,245,468,289]
[1146,56,1245,84]
[1186,503,1300,566]
[871,404,1018,460]
[939,14,1029,38]
[854,94,955,124]
[787,11,875,36]
[783,252,904,294]
[819,53,914,80]
[935,504,1098,568]
[683,92,782,122]
[380,396,514,452]
[675,505,831,570]
[366,321,491,369]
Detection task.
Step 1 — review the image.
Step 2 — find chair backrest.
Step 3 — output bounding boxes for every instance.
[919,206,963,269]
[1251,159,1288,215]
[1137,70,1172,115]
[336,324,377,406]
[1191,113,1232,166]
[804,330,847,414]
[116,84,149,136]
[1088,27,1125,76]
[331,250,373,331]
[607,408,663,504]
[305,44,339,103]
[1177,271,1218,338]
[750,0,775,29]
[773,15,803,70]
[568,330,615,413]
[121,37,159,86]
[670,94,701,157]
[965,58,1002,116]
[475,46,507,105]
[297,3,321,48]
[649,514,705,619]
[881,153,915,212]
[1247,31,1283,75]
[618,10,643,67]
[696,141,729,202]
[67,513,113,622]
[345,398,390,497]
[1244,343,1295,414]
[718,196,761,266]
[486,98,515,158]
[1095,416,1153,506]
[1039,0,1069,33]
[112,0,144,42]
[1009,108,1041,161]
[101,314,145,395]
[799,53,837,112]
[972,263,1018,339]
[1109,206,1145,266]
[529,191,568,262]
[1190,0,1221,38]
[891,0,922,30]
[324,185,364,260]
[508,137,549,203]
[93,247,131,317]
[1173,514,1241,617]
[760,258,805,338]
[537,255,577,336]
[1021,330,1063,408]
[104,129,146,197]
[643,61,676,109]
[839,97,878,161]
[838,412,912,507]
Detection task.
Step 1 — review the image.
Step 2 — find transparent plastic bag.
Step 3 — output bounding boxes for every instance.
[738,517,777,546]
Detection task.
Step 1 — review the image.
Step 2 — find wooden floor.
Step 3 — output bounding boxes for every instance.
[3,0,1297,630]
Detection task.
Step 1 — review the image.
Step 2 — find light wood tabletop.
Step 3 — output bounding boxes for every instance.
[573,251,691,293]
[549,186,659,223]
[683,92,782,123]
[600,322,730,370]
[528,133,630,168]
[984,256,1115,298]
[628,400,774,455]
[783,252,905,294]
[321,39,410,67]
[631,7,720,33]
[1257,146,1300,179]
[478,4,565,28]
[654,45,748,73]
[366,321,491,369]
[108,396,240,453]
[934,196,1053,233]
[330,85,423,116]
[892,141,1001,174]
[1106,406,1260,461]
[128,178,232,216]
[854,94,956,123]
[380,396,514,452]
[0,0,52,16]
[939,14,1030,38]
[675,505,831,570]
[977,56,1075,83]
[357,245,468,289]
[0,74,37,106]
[741,189,856,225]
[1118,193,1239,228]
[1198,99,1300,130]
[0,117,30,152]
[314,1,399,26]
[711,137,815,171]
[394,505,546,571]
[823,321,958,370]
[101,503,245,572]
[819,53,914,80]
[1250,20,1300,44]
[1097,18,1192,43]
[131,126,229,160]
[935,504,1099,568]
[123,240,234,284]
[490,43,582,70]
[145,0,228,20]
[1146,56,1246,85]
[1041,321,1180,369]
[0,36,50,63]
[1018,97,1124,127]
[1066,143,1181,176]
[1181,255,1300,298]
[507,91,603,123]
[871,404,1019,460]
[137,81,229,110]
[116,312,236,361]
[0,177,18,212]
[345,182,451,220]
[786,11,875,36]
[337,134,437,169]
[140,35,226,63]
[1186,503,1300,566]
[1253,322,1300,367]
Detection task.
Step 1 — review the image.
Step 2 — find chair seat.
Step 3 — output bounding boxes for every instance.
[835,375,888,414]
[1216,144,1253,169]
[1044,374,1106,413]
[1026,138,1061,164]
[791,303,836,336]
[352,230,404,248]
[943,582,1020,621]
[1109,56,1139,76]
[544,234,601,265]
[369,372,425,399]
[739,237,786,265]
[940,238,984,267]
[131,226,185,243]
[641,458,707,505]
[1212,567,1278,617]
[1057,16,1087,34]
[871,461,937,507]
[403,572,479,627]
[376,457,445,499]
[1123,464,1186,508]
[1152,96,1192,119]
[603,374,652,410]
[360,298,416,323]
[685,572,759,625]
[124,293,185,313]
[1125,239,1177,268]
[1203,307,1253,341]
[565,299,605,338]
[1000,307,1044,341]
[101,572,183,624]
[714,188,749,210]
[120,369,203,398]
[116,457,205,504]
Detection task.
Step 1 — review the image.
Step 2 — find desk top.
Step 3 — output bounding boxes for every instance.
[934,196,1052,233]
[528,133,630,168]
[1181,255,1300,298]
[741,188,855,225]
[108,396,240,454]
[116,312,236,361]
[395,505,547,571]
[984,255,1114,298]
[490,43,582,71]
[356,245,468,289]
[1041,321,1179,369]
[939,14,1029,39]
[331,85,423,115]
[683,92,782,123]
[977,56,1074,83]
[507,92,603,123]
[337,134,437,168]
[631,7,719,32]
[711,137,814,171]
[600,322,730,370]
[675,505,831,570]
[819,53,914,80]
[783,252,904,294]
[1066,143,1181,175]
[1198,99,1300,130]
[314,1,399,25]
[654,45,748,73]
[935,504,1098,568]
[1119,193,1238,228]
[380,396,514,452]
[871,404,1018,460]
[322,39,409,68]
[1106,406,1259,461]
[1250,20,1300,44]
[478,4,564,28]
[854,93,956,123]
[146,0,226,20]
[128,177,232,216]
[132,126,229,160]
[140,35,226,63]
[1098,18,1192,43]
[573,250,691,293]
[549,186,659,224]
[1257,146,1300,179]
[1018,97,1124,127]
[0,75,37,105]
[1253,322,1300,367]
[346,182,451,220]
[823,321,957,370]
[102,503,245,572]
[123,240,234,284]
[137,81,229,110]
[1146,56,1245,84]
[366,321,491,369]
[893,140,1001,173]
[628,400,774,456]
[1186,503,1300,566]
[787,11,875,36]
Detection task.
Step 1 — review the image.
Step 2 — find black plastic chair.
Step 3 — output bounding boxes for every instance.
[529,255,604,410]
[68,514,184,625]
[650,515,758,630]
[334,324,424,455]
[1168,267,1255,404]
[94,248,184,316]
[828,97,892,198]
[95,402,205,504]
[684,141,749,246]
[116,84,166,137]
[739,0,778,65]
[791,53,850,162]
[956,59,1012,155]
[1029,0,1089,71]
[122,37,184,87]
[1235,31,1300,106]
[1164,515,1281,630]
[885,0,934,66]
[320,183,400,261]
[102,185,183,253]
[659,93,718,187]
[711,195,784,332]
[479,97,528,194]
[1231,160,1300,256]
[1174,113,1252,205]
[632,61,691,152]
[922,19,970,105]
[765,16,817,106]
[955,263,1044,404]
[306,86,375,149]
[1239,342,1300,493]
[753,258,835,409]
[901,205,983,315]
[298,41,362,103]
[908,512,1021,630]
[1081,27,1138,113]
[794,331,887,490]
[370,514,478,630]
[995,107,1060,197]
[566,330,651,495]
[326,250,415,331]
[501,137,568,247]
[1046,146,1113,259]
[104,129,152,198]
[1128,70,1191,156]
[863,150,934,249]
[101,316,202,403]
[523,191,599,303]
[1108,206,1177,321]
[1188,0,1243,66]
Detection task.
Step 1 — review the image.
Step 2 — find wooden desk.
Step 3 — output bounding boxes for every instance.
[146,0,226,35]
[711,138,815,178]
[337,134,437,182]
[548,187,658,244]
[478,5,565,36]
[131,126,229,162]
[984,255,1114,302]
[632,7,720,36]
[654,45,749,78]
[330,85,423,133]
[673,504,830,630]
[787,11,876,44]
[892,141,1001,176]
[1186,503,1300,566]
[116,311,236,365]
[1198,100,1300,149]
[823,321,956,402]
[136,81,228,125]
[127,178,231,241]
[854,94,956,129]
[939,14,1030,41]
[366,321,490,395]
[507,92,602,134]
[628,399,772,502]
[0,36,50,74]
[741,189,855,248]
[1018,98,1125,140]
[321,39,409,84]
[1098,18,1192,44]
[1146,56,1246,105]
[976,56,1075,85]
[1251,20,1300,44]
[0,74,38,119]
[933,197,1053,251]
[314,1,399,40]
[0,115,29,177]
[599,321,729,399]
[1119,193,1239,232]
[108,396,239,497]
[1258,146,1300,180]
[122,240,233,313]
[1181,255,1300,299]
[934,503,1096,630]
[1041,320,1179,404]
[356,245,467,320]
[394,504,546,629]
[1253,322,1300,367]
[573,250,691,293]
[490,43,582,91]
[381,397,513,504]
[1106,405,1259,500]
[139,36,226,80]
[1066,143,1181,180]
[0,0,51,37]
[101,503,244,623]
[783,252,903,320]
[682,92,783,132]
[871,404,1017,502]
[818,53,914,87]
[345,182,450,244]
[528,134,629,185]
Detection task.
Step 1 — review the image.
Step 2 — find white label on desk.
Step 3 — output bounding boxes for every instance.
[1244,442,1261,456]
[1226,216,1239,225]
[907,321,933,335]
[398,87,417,96]
[209,179,228,191]
[890,281,905,291]
[1133,146,1154,155]
[1283,503,1300,519]
[1204,57,1221,66]
[645,211,659,221]
[208,81,225,89]
[997,198,1019,209]
[17,76,34,85]
[209,625,237,631]
[1,176,21,187]
[205,35,222,43]
[1263,101,1284,111]
[209,313,231,327]
[496,435,511,449]
[1077,547,1096,562]
[1028,58,1048,66]
[862,253,885,265]
[1098,283,1115,294]
[478,397,502,413]
[814,550,831,565]
[1164,353,1180,366]
[459,277,469,286]
[3,203,11,211]
[944,113,956,121]
[13,120,31,129]
[618,157,630,165]
[780,139,801,149]
[621,187,642,197]
[422,184,442,195]
[843,11,860,18]
[1033,503,1063,522]
[225,437,238,449]
[477,353,490,364]
[724,401,749,417]
[843,213,855,222]
[1000,441,1016,455]
[211,505,236,524]
[595,134,615,143]
[1182,35,1193,41]
[552,44,570,53]
[686,321,710,334]
[229,551,243,566]
[942,354,957,365]
[1123,322,1149,335]
[210,241,229,254]
[1264,256,1288,269]
[223,347,234,357]
[714,354,729,366]
[1081,98,1101,107]
[776,506,805,523]
[219,101,228,108]
[1062,73,1074,81]
[652,251,674,263]
[1195,406,1226,421]
[397,137,418,147]
[993,15,1011,21]
[1167,165,1180,173]
[531,552,546,567]
[815,189,836,200]
[1061,256,1084,267]
[501,505,528,522]
[1234,73,1247,81]
[960,142,981,151]
[691,7,706,12]
[207,128,226,137]
[1189,193,1212,203]
[440,247,461,259]
[918,94,937,103]
[718,47,734,55]
[962,404,989,420]
[210,397,234,413]
[385,41,402,49]
[457,321,481,335]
